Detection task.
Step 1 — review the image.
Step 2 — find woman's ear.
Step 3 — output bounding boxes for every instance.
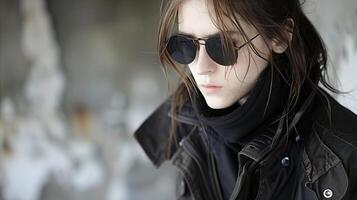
[271,18,294,54]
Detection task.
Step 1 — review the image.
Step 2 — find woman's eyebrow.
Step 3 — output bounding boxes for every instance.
[177,30,238,38]
[177,31,220,38]
[176,31,194,37]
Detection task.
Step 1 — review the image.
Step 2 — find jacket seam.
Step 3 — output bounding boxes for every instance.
[254,168,265,200]
[315,121,357,151]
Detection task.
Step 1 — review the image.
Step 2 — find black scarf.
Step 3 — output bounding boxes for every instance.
[193,64,290,152]
[191,63,291,200]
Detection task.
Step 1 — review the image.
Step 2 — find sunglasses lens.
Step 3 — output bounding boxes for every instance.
[206,36,237,66]
[167,35,196,64]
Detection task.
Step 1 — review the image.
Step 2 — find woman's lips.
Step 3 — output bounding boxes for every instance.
[199,84,223,93]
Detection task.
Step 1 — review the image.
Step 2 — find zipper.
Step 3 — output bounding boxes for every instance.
[173,163,197,200]
[199,126,224,200]
[172,111,223,200]
[181,137,216,200]
[229,160,259,200]
[229,160,247,200]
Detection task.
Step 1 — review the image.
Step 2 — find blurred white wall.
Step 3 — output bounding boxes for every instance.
[307,0,357,113]
[0,1,356,200]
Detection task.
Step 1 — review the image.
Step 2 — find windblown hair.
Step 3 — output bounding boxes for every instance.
[157,0,340,158]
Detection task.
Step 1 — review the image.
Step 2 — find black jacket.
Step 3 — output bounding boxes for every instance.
[134,88,357,200]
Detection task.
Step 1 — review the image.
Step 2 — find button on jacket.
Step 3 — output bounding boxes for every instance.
[134,87,357,200]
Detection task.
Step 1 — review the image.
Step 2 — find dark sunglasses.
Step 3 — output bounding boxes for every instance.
[165,33,260,66]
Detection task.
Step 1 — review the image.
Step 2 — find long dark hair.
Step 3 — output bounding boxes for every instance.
[157,0,340,158]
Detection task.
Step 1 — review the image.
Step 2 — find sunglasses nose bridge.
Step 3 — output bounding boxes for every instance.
[194,38,210,58]
[190,38,207,58]
[196,38,207,46]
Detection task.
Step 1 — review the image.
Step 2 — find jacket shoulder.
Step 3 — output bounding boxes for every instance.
[310,90,357,199]
[312,90,357,147]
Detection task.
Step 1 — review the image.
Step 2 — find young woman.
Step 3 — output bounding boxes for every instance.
[134,0,357,199]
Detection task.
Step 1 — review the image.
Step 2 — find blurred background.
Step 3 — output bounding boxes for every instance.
[0,0,356,200]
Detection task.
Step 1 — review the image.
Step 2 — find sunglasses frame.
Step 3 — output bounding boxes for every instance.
[165,33,260,66]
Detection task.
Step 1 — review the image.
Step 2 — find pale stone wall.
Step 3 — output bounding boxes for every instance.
[0,1,356,200]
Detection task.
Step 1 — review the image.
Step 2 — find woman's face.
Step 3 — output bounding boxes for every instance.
[178,0,272,109]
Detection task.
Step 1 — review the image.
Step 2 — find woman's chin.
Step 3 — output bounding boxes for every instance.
[204,96,236,109]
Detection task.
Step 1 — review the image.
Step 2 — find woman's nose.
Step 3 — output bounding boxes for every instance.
[193,45,218,75]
